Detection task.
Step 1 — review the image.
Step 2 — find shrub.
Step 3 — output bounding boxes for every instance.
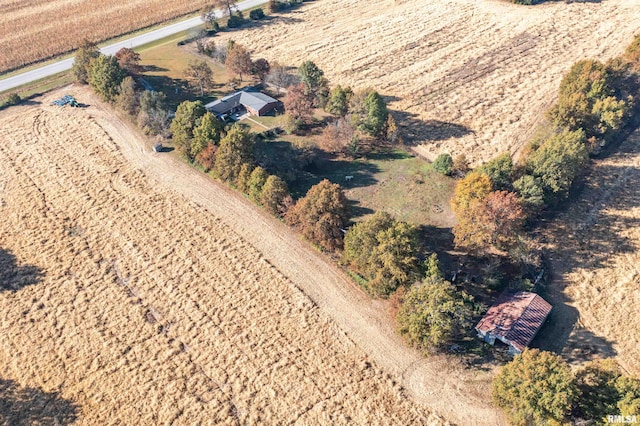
[432,153,453,176]
[227,14,245,28]
[2,93,21,108]
[268,0,281,13]
[249,8,265,20]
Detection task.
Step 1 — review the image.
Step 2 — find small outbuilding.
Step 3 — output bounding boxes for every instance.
[475,291,552,355]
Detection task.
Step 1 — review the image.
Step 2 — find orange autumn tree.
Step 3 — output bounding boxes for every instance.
[451,173,525,252]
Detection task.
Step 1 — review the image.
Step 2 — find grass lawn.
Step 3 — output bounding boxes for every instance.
[138,36,247,109]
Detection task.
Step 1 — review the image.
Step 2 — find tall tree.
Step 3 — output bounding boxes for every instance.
[260,175,289,216]
[88,55,126,102]
[225,43,252,81]
[361,90,389,138]
[247,166,268,202]
[319,118,355,154]
[193,112,224,158]
[170,100,207,160]
[325,85,352,117]
[286,179,349,250]
[201,5,220,31]
[115,76,139,115]
[298,60,329,106]
[284,83,314,126]
[252,58,271,84]
[137,91,170,137]
[526,129,589,201]
[72,39,100,84]
[214,125,255,183]
[267,62,297,94]
[212,0,237,17]
[397,277,472,352]
[493,349,577,426]
[343,211,421,297]
[185,60,214,96]
[477,153,513,190]
[114,47,142,74]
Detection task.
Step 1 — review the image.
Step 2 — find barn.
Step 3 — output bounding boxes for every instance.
[205,90,281,118]
[475,291,552,355]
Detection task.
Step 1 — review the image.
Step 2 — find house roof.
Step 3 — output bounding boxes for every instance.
[475,291,552,352]
[205,90,279,115]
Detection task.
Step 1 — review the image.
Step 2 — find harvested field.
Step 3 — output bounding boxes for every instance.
[541,128,640,377]
[0,86,505,424]
[217,0,640,164]
[0,0,210,73]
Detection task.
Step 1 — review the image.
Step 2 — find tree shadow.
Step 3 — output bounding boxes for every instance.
[0,378,79,425]
[0,248,44,292]
[390,109,474,146]
[142,64,168,73]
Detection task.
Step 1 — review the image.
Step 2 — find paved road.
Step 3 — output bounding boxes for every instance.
[0,0,265,93]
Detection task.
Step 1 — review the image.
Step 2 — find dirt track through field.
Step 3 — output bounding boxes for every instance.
[0,87,504,424]
[217,0,640,164]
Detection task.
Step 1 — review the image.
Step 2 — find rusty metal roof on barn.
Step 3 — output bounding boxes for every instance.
[475,291,552,352]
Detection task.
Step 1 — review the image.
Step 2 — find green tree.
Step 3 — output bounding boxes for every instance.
[298,60,329,106]
[526,129,589,202]
[616,376,640,417]
[325,85,352,117]
[214,125,255,183]
[247,166,268,202]
[192,112,224,158]
[493,349,577,426]
[477,153,513,190]
[236,162,254,194]
[185,60,214,96]
[72,39,100,84]
[115,76,139,115]
[286,179,349,250]
[432,153,453,176]
[573,360,624,422]
[548,59,629,146]
[170,100,206,160]
[423,253,443,279]
[397,277,472,352]
[88,54,126,102]
[513,174,545,213]
[343,211,420,296]
[361,90,389,138]
[260,175,289,216]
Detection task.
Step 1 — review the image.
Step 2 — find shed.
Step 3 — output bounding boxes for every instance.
[475,291,552,355]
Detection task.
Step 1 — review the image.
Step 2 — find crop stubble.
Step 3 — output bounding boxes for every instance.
[217,0,640,164]
[0,0,210,73]
[0,92,440,424]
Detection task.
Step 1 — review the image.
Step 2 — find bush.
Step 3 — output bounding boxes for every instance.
[2,93,21,108]
[432,153,453,176]
[249,8,265,20]
[227,14,245,28]
[268,0,281,13]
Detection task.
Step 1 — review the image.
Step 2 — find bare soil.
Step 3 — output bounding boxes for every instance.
[217,0,640,164]
[0,86,504,424]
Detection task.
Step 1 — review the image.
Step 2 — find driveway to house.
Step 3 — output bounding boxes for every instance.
[0,0,264,93]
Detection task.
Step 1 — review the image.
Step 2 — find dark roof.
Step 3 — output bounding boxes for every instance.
[205,91,279,115]
[475,291,552,352]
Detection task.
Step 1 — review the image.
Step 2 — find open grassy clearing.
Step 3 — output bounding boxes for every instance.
[0,0,216,73]
[215,0,640,165]
[0,87,445,425]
